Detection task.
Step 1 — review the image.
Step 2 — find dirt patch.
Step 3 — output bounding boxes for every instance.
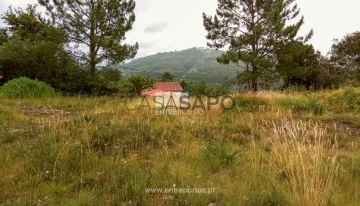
[18,104,74,126]
[19,104,72,116]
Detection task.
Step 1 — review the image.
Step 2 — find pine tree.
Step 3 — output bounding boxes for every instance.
[38,0,138,74]
[203,0,312,91]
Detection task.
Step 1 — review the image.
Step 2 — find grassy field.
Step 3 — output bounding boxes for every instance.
[0,88,360,205]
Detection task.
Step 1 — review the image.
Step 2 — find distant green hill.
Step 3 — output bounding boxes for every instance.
[114,47,245,83]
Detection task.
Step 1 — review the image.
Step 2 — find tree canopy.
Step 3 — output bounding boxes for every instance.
[276,41,318,89]
[203,0,312,91]
[0,5,76,87]
[330,31,360,81]
[38,0,139,73]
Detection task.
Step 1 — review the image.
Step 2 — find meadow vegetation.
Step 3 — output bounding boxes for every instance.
[0,1,359,205]
[0,87,359,205]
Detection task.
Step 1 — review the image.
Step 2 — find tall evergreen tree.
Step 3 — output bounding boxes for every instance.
[38,0,138,74]
[203,0,312,91]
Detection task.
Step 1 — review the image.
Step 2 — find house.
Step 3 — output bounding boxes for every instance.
[141,82,187,108]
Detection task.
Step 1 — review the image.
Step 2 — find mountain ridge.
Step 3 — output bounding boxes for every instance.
[114,47,244,83]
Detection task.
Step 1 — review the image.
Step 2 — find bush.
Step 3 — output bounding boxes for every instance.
[234,96,269,112]
[187,81,207,96]
[58,68,123,96]
[334,89,360,112]
[0,77,56,98]
[127,75,156,96]
[185,81,231,97]
[205,84,231,97]
[277,97,324,115]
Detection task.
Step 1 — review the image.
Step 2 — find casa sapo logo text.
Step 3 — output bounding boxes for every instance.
[124,96,236,111]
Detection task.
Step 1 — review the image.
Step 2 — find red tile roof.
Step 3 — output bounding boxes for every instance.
[153,82,184,92]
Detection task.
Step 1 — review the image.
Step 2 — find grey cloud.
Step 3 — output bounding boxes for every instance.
[139,42,156,49]
[144,22,169,33]
[133,43,175,59]
[134,49,154,59]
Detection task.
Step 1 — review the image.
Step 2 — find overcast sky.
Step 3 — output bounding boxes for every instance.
[1,0,359,59]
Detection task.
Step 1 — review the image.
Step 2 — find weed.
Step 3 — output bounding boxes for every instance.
[202,142,239,173]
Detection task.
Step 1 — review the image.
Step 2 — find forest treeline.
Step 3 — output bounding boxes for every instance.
[0,0,359,96]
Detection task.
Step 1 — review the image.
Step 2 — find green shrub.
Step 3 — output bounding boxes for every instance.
[277,97,324,115]
[127,75,156,96]
[187,81,207,96]
[205,84,231,97]
[0,77,56,98]
[334,89,360,112]
[185,81,230,97]
[234,96,269,112]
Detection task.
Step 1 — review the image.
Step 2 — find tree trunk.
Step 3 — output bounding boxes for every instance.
[89,45,96,74]
[252,66,258,92]
[89,0,96,74]
[252,79,258,92]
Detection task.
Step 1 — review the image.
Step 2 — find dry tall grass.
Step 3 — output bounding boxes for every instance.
[266,119,339,206]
